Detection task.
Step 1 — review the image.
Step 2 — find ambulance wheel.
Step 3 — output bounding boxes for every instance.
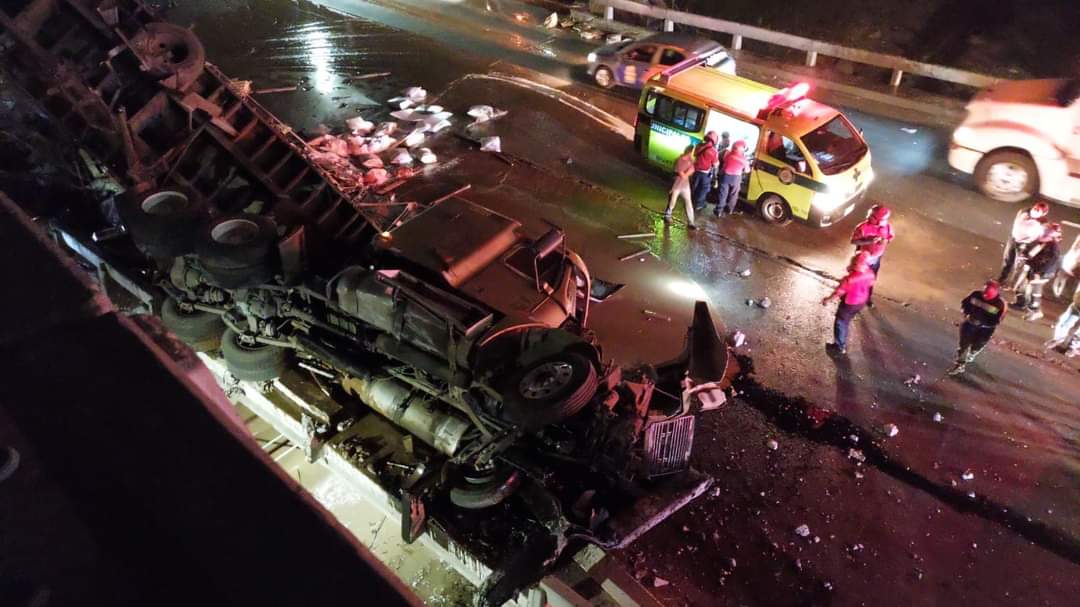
[975,150,1038,203]
[758,194,792,225]
[594,66,615,89]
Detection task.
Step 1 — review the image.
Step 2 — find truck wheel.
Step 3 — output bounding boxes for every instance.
[450,467,523,510]
[129,22,206,89]
[160,298,224,351]
[499,352,598,429]
[221,328,288,382]
[594,66,615,88]
[195,215,278,288]
[974,151,1038,203]
[757,194,792,225]
[119,189,205,259]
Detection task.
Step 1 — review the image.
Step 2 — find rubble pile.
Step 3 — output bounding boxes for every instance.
[301,85,507,198]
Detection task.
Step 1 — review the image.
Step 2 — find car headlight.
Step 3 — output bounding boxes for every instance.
[952,125,973,145]
[587,52,597,63]
[813,189,847,211]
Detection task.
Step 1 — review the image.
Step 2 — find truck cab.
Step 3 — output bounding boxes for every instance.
[949,78,1080,206]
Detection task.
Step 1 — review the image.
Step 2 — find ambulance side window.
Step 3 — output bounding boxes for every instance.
[644,90,659,115]
[650,93,703,132]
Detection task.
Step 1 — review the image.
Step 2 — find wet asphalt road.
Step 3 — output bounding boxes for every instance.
[157,1,1080,605]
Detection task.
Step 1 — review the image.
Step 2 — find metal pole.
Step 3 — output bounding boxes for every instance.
[732,34,743,50]
[805,51,818,67]
[604,4,614,20]
[890,69,904,89]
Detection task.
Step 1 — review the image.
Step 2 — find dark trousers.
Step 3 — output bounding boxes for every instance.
[717,173,741,215]
[998,238,1017,282]
[834,301,865,349]
[691,171,712,210]
[958,321,995,363]
[867,257,882,301]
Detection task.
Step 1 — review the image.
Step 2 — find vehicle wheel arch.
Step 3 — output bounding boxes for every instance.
[756,192,794,225]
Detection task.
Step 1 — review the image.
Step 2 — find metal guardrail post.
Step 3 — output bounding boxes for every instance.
[663,18,673,32]
[604,4,614,21]
[805,51,817,67]
[890,69,904,89]
[731,34,743,50]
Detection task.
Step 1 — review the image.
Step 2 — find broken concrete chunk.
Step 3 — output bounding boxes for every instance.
[404,86,427,103]
[544,12,558,28]
[467,105,509,125]
[883,423,899,438]
[417,148,437,165]
[932,412,944,422]
[391,149,413,166]
[361,156,384,169]
[758,297,772,309]
[605,33,624,44]
[904,374,921,387]
[766,438,779,451]
[345,116,374,134]
[795,524,811,537]
[366,134,394,154]
[480,136,502,153]
[387,96,414,110]
[374,122,398,137]
[390,109,424,122]
[652,576,669,588]
[346,136,367,156]
[729,330,746,348]
[363,168,389,186]
[403,129,426,148]
[961,470,975,481]
[848,448,866,463]
[738,268,752,277]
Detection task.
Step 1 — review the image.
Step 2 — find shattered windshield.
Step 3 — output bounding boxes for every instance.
[799,115,867,175]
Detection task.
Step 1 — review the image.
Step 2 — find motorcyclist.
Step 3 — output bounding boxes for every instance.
[1015,222,1063,321]
[998,200,1049,284]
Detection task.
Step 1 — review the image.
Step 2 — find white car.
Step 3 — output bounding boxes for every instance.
[949,78,1080,206]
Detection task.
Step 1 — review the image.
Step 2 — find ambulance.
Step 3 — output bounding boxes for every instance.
[635,62,873,226]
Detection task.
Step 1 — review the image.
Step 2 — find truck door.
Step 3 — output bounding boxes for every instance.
[620,44,658,87]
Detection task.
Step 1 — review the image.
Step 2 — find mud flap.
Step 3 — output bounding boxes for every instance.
[400,491,426,544]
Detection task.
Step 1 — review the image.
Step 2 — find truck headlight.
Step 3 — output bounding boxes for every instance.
[587,52,597,63]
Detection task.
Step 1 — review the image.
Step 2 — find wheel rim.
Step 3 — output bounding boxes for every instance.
[211,218,260,245]
[764,199,785,221]
[519,361,574,399]
[984,162,1029,197]
[141,191,189,215]
[232,332,266,352]
[595,68,612,87]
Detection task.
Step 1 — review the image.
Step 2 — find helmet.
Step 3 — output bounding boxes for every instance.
[705,131,719,144]
[867,204,891,223]
[1030,201,1050,218]
[732,139,747,152]
[983,279,1000,299]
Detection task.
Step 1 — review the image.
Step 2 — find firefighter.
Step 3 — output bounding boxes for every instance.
[849,204,895,308]
[998,200,1049,284]
[948,280,1007,375]
[821,251,876,356]
[664,145,697,229]
[715,140,751,217]
[1015,222,1063,321]
[691,131,720,212]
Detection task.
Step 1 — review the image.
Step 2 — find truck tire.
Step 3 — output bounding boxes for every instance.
[195,215,278,289]
[221,328,288,382]
[450,468,523,510]
[974,150,1038,203]
[119,189,205,259]
[499,351,598,430]
[757,193,793,225]
[160,298,224,351]
[129,22,206,90]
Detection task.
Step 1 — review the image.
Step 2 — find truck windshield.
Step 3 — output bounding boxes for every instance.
[799,116,867,175]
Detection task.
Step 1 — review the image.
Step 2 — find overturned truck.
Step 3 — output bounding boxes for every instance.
[0,0,738,603]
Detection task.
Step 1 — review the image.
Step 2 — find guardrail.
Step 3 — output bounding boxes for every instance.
[589,0,1000,91]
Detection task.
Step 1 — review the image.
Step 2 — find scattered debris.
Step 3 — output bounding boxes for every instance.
[403,129,426,148]
[479,136,502,153]
[254,85,297,95]
[619,247,650,262]
[466,104,508,127]
[652,576,670,588]
[346,116,374,134]
[730,330,746,348]
[900,127,918,134]
[933,412,944,423]
[738,268,752,278]
[617,232,655,240]
[766,438,779,451]
[758,296,772,309]
[882,423,899,438]
[904,374,922,387]
[417,148,437,165]
[961,470,975,481]
[605,33,624,44]
[544,12,558,28]
[404,86,427,103]
[795,524,811,537]
[641,309,672,322]
[848,448,866,463]
[854,470,865,479]
[352,71,391,81]
[967,490,977,499]
[391,149,414,166]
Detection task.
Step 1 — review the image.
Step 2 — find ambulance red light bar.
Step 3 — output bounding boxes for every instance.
[764,82,811,111]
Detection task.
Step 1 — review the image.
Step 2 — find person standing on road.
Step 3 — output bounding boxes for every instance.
[821,251,877,356]
[715,140,751,217]
[1015,222,1063,321]
[664,145,697,230]
[1045,281,1080,358]
[949,280,1008,375]
[691,131,720,212]
[849,204,895,308]
[998,200,1049,283]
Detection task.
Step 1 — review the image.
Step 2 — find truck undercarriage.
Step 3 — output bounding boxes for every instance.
[1,1,739,603]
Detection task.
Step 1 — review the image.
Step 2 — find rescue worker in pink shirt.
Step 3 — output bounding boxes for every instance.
[821,251,877,356]
[998,200,1049,283]
[664,145,698,230]
[691,131,721,212]
[715,140,751,217]
[849,204,895,308]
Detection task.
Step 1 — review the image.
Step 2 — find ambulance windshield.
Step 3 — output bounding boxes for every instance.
[800,116,867,175]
